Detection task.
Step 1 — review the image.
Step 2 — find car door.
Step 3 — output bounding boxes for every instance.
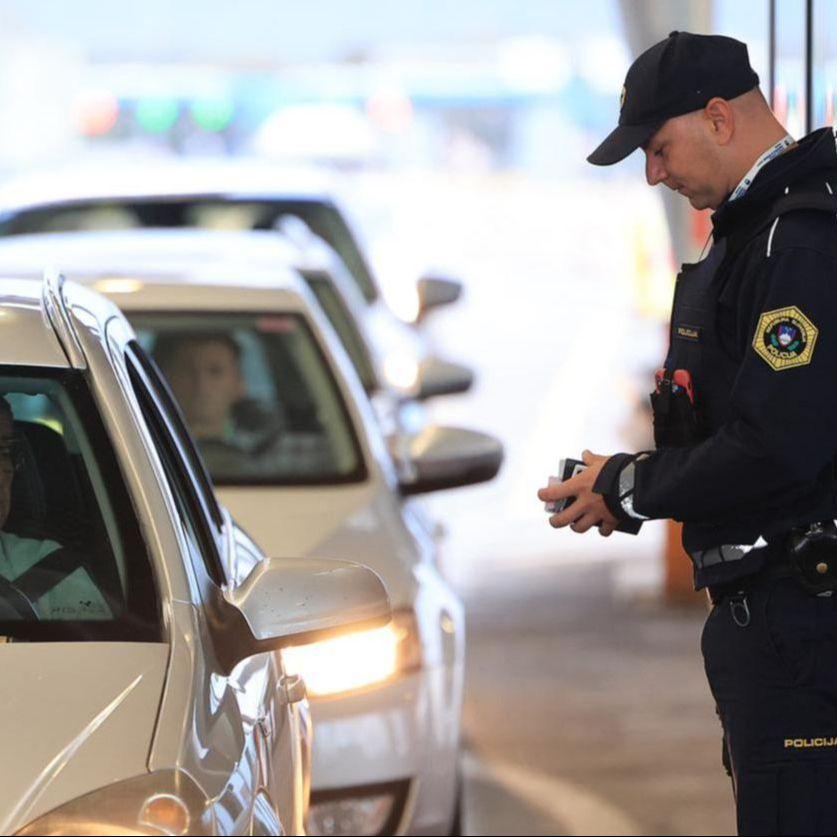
[112,330,304,834]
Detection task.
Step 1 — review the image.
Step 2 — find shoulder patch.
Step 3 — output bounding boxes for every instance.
[752,305,818,371]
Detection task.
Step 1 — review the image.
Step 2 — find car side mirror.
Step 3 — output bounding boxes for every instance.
[416,276,462,320]
[416,356,474,400]
[212,557,391,674]
[398,425,504,496]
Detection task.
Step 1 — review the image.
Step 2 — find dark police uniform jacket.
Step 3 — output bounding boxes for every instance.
[600,127,837,590]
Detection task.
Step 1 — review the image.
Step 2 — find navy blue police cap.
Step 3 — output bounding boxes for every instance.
[588,31,760,166]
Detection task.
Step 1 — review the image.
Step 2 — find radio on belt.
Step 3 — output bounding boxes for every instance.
[545,456,640,534]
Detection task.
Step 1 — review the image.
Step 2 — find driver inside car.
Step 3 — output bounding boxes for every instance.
[153,332,282,473]
[0,398,110,620]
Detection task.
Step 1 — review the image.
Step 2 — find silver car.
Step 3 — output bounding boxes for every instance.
[0,161,473,408]
[0,229,504,835]
[0,274,390,835]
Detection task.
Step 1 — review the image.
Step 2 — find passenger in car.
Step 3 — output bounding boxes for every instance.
[0,398,110,621]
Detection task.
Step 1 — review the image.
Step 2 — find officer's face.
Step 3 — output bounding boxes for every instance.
[643,114,724,210]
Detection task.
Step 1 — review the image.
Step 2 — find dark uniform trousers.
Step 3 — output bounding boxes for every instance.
[703,578,837,836]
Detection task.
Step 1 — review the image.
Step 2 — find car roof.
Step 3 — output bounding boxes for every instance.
[0,277,96,368]
[0,159,337,211]
[0,228,337,313]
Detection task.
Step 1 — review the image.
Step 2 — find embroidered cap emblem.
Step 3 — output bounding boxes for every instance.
[620,85,626,110]
[753,306,818,371]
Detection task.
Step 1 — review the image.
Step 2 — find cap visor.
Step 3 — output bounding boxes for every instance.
[587,121,662,166]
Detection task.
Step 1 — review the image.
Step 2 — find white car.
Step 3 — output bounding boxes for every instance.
[261,226,472,439]
[0,228,504,836]
[0,161,472,403]
[0,272,391,835]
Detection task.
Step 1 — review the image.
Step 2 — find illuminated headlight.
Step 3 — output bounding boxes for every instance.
[382,354,420,395]
[282,609,421,698]
[307,780,410,837]
[93,277,145,295]
[14,770,213,836]
[382,283,421,324]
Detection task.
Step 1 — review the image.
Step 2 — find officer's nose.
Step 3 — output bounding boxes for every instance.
[644,149,667,187]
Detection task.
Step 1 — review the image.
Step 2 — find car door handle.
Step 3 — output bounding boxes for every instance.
[279,674,307,706]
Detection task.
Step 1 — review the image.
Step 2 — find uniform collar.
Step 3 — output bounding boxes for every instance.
[727,134,795,202]
[711,127,837,239]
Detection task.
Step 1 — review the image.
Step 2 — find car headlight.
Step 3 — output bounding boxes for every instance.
[307,780,410,836]
[382,354,420,395]
[282,609,422,698]
[14,770,214,836]
[382,281,422,324]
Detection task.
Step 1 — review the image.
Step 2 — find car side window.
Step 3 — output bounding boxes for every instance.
[128,342,224,528]
[124,346,227,589]
[0,367,161,642]
[303,270,377,393]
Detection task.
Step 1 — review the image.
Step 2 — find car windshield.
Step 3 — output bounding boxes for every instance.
[0,197,379,303]
[130,312,366,486]
[0,368,160,642]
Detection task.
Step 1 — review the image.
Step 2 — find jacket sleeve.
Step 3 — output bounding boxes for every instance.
[625,247,837,524]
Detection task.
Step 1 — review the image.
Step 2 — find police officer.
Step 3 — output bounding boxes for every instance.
[538,31,837,835]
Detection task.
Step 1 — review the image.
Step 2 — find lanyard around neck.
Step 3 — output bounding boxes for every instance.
[728,134,795,202]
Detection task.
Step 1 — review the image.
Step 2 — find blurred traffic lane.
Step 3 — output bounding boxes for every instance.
[463,753,639,835]
[460,557,735,836]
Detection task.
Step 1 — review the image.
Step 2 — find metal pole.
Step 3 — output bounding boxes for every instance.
[806,0,813,133]
[769,0,776,108]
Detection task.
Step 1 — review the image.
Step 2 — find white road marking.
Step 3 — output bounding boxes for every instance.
[463,752,641,836]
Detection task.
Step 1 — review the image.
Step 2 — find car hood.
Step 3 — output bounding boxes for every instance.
[0,643,169,834]
[218,484,422,605]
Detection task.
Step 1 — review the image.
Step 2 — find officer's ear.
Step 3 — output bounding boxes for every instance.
[703,97,734,146]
